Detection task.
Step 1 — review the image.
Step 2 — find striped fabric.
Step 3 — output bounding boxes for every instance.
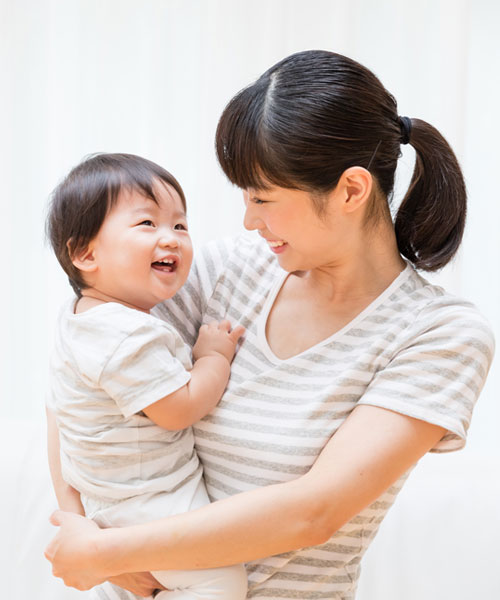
[48,300,202,505]
[154,233,495,599]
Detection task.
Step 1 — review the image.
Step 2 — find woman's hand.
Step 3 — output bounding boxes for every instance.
[45,511,167,595]
[108,572,166,597]
[44,510,108,590]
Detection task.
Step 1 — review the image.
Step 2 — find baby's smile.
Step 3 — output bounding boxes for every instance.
[152,257,178,272]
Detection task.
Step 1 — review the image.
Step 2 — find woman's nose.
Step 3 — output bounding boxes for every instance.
[243,204,262,231]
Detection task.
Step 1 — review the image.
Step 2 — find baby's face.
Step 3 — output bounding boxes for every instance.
[84,182,193,312]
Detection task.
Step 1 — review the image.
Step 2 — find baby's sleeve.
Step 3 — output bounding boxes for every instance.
[98,321,191,419]
[358,297,495,452]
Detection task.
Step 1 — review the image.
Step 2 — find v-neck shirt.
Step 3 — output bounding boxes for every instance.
[258,263,412,364]
[154,233,494,599]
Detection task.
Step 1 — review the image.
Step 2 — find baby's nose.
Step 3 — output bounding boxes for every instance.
[159,233,179,248]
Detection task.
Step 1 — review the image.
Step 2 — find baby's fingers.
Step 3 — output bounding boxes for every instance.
[228,325,245,343]
[218,319,232,332]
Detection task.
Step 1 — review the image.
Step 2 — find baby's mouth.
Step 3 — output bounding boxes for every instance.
[152,258,178,272]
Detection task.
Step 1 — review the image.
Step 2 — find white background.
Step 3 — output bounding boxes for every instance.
[1,1,499,597]
[2,0,498,450]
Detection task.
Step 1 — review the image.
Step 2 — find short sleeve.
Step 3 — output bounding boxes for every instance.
[358,297,495,452]
[99,321,191,418]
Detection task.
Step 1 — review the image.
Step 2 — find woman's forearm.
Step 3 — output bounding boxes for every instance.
[45,478,317,592]
[47,406,445,588]
[98,475,322,575]
[95,406,445,577]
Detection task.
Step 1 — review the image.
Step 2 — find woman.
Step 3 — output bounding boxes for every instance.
[45,50,494,600]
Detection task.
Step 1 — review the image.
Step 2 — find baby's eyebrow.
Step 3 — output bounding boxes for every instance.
[131,206,154,214]
[130,206,187,220]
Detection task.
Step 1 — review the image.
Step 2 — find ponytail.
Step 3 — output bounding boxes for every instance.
[215,50,467,272]
[395,118,466,271]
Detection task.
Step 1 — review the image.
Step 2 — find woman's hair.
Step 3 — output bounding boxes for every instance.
[215,50,466,271]
[46,153,186,296]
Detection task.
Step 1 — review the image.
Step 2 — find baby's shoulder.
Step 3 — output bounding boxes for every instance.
[64,301,158,339]
[58,301,186,379]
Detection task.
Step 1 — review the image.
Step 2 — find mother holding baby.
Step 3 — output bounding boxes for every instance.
[45,50,494,599]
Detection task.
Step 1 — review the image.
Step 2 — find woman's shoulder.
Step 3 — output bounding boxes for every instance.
[398,268,495,357]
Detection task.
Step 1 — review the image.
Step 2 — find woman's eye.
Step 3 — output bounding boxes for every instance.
[174,223,188,231]
[139,220,154,227]
[252,198,266,205]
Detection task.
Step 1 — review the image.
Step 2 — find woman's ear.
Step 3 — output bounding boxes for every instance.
[68,239,98,273]
[338,166,373,214]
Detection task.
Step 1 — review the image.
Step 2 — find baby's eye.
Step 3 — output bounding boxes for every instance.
[174,223,188,231]
[138,220,154,227]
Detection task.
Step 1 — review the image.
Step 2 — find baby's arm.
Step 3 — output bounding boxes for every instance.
[46,406,85,515]
[143,320,244,430]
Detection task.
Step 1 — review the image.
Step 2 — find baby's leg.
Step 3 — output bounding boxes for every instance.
[88,581,143,599]
[152,564,247,600]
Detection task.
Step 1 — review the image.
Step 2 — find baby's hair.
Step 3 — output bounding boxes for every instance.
[216,50,466,271]
[46,153,186,296]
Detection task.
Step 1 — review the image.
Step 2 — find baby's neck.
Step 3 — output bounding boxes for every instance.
[75,290,150,314]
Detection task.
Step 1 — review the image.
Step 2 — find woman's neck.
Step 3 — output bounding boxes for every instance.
[296,223,406,304]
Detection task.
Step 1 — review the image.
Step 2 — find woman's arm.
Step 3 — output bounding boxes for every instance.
[45,404,445,589]
[46,406,85,515]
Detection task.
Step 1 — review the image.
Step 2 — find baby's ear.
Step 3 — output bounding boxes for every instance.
[68,239,97,273]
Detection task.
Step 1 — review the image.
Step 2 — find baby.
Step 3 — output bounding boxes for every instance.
[45,153,247,599]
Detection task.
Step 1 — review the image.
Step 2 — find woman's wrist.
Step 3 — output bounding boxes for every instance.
[96,524,158,578]
[95,527,129,578]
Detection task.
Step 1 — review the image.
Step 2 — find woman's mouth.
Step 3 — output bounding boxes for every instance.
[267,240,288,254]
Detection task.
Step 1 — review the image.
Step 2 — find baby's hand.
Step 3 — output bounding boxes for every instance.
[192,320,245,364]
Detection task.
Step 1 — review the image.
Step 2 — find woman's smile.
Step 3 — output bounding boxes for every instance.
[265,239,288,253]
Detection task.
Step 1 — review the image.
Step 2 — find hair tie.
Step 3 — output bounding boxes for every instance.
[398,116,412,145]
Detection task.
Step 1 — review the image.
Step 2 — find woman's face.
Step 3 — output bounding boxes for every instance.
[243,185,355,273]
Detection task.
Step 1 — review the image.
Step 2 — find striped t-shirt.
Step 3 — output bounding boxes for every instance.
[154,233,494,600]
[48,300,204,514]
